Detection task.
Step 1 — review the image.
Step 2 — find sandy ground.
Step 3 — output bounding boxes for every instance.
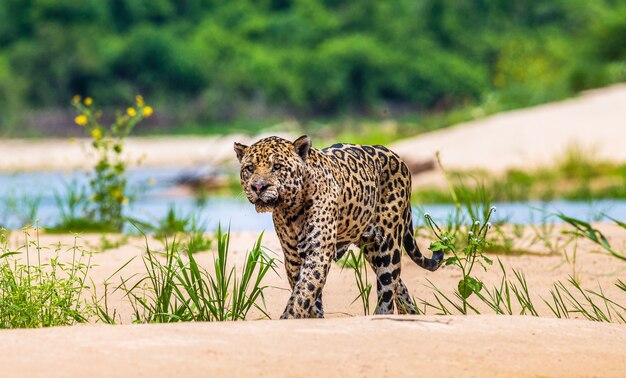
[3,316,625,378]
[1,225,626,377]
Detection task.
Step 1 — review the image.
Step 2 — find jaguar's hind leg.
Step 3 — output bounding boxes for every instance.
[363,233,402,315]
[395,279,419,314]
[310,292,324,318]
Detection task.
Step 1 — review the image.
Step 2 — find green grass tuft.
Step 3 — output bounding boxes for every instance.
[0,227,94,328]
[95,225,276,323]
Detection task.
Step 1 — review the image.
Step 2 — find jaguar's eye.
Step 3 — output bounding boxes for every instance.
[272,163,282,172]
[244,165,254,174]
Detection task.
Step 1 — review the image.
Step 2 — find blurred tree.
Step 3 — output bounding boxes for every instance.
[111,26,205,95]
[0,0,623,134]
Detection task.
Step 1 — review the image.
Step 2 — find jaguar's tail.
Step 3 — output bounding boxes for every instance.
[403,215,443,271]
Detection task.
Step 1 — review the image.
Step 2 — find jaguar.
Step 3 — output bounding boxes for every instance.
[234,135,443,319]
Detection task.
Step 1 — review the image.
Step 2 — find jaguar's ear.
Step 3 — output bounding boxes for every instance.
[293,135,311,161]
[234,142,248,163]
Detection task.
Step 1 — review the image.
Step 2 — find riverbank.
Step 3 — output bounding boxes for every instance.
[41,225,626,321]
[1,224,625,377]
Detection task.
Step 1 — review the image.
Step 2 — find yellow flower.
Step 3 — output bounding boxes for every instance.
[71,95,81,105]
[75,115,88,126]
[127,107,137,117]
[91,128,102,140]
[122,197,129,205]
[112,188,123,200]
[135,95,144,107]
[84,97,93,106]
[69,137,77,145]
[142,106,153,117]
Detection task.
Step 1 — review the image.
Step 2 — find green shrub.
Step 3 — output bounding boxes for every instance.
[0,228,94,328]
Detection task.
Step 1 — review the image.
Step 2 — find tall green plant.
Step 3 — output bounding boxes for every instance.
[338,247,374,316]
[71,95,153,231]
[556,213,626,261]
[432,153,495,303]
[0,227,94,328]
[102,225,275,323]
[424,208,495,314]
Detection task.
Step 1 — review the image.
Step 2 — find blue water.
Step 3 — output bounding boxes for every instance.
[0,170,624,231]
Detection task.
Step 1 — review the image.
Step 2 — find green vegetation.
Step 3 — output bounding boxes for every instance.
[425,208,495,314]
[414,146,626,203]
[0,199,625,327]
[129,206,214,254]
[88,234,129,254]
[152,206,202,238]
[151,207,214,254]
[97,226,275,324]
[1,1,625,136]
[0,191,42,229]
[555,213,626,261]
[0,228,93,328]
[419,207,624,321]
[338,247,374,315]
[0,224,276,328]
[413,166,626,321]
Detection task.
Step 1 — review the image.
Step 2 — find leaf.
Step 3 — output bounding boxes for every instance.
[469,278,484,294]
[429,240,448,252]
[444,257,458,266]
[608,216,626,231]
[458,276,483,299]
[458,279,472,299]
[556,212,626,261]
[482,255,493,265]
[0,251,20,258]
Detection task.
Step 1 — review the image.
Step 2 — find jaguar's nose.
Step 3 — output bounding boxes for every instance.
[251,180,269,194]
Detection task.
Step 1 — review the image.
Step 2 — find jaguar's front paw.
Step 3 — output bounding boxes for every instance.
[280,304,308,319]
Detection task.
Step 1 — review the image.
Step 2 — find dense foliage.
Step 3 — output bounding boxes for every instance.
[0,0,624,135]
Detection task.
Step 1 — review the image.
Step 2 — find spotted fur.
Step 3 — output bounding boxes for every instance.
[234,135,443,319]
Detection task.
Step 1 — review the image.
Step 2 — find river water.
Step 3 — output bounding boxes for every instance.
[0,169,624,231]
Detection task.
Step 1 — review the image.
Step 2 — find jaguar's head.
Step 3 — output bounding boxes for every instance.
[234,135,311,213]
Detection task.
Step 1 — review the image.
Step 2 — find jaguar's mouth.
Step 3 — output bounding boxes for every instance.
[253,197,280,213]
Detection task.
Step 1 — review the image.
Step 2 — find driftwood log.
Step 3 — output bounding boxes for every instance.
[405,158,436,176]
[175,168,228,191]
